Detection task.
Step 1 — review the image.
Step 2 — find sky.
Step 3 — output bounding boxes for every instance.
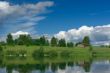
[0,0,110,45]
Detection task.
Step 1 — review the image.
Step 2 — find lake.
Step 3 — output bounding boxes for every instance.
[0,58,110,73]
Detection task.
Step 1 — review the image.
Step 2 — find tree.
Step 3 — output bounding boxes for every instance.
[82,36,90,47]
[39,36,49,46]
[40,36,46,46]
[109,45,110,48]
[16,35,32,46]
[17,39,24,45]
[108,43,110,48]
[58,39,66,47]
[25,35,32,46]
[6,33,14,45]
[35,39,41,46]
[45,40,49,46]
[67,42,74,47]
[75,42,82,47]
[51,37,58,46]
[34,36,49,46]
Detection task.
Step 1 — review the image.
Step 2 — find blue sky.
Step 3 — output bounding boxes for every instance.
[37,0,110,34]
[1,0,110,34]
[0,0,110,45]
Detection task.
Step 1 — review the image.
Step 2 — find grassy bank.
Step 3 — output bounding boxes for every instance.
[1,45,110,65]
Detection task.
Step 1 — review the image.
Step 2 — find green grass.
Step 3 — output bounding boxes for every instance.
[2,45,110,65]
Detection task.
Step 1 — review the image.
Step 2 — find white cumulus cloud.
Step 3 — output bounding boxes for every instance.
[11,31,29,39]
[55,24,110,45]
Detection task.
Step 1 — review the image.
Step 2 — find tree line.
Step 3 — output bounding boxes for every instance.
[4,33,90,47]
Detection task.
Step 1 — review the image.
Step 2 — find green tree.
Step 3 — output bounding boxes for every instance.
[82,36,90,47]
[17,35,32,46]
[108,44,110,48]
[51,37,58,46]
[35,39,41,46]
[75,42,82,47]
[58,39,66,47]
[39,36,49,46]
[25,35,32,46]
[6,33,14,45]
[109,45,110,48]
[34,37,49,46]
[67,42,74,47]
[17,39,24,45]
[45,40,49,46]
[40,36,46,46]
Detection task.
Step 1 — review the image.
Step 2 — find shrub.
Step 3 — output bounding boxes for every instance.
[60,50,71,58]
[0,46,3,52]
[32,47,44,60]
[89,45,93,51]
[45,51,58,58]
[0,45,3,62]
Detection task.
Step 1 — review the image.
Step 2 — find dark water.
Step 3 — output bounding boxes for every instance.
[0,60,110,73]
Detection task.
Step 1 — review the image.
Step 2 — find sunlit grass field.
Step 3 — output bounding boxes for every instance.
[2,45,110,65]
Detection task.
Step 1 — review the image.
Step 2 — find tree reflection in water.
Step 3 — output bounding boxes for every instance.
[1,54,110,73]
[3,61,92,73]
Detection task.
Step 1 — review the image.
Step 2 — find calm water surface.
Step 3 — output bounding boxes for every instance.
[0,60,110,73]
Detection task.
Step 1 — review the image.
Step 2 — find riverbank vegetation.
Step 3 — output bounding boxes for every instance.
[4,33,91,47]
[0,33,110,64]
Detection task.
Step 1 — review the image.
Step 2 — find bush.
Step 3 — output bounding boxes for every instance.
[89,45,93,51]
[0,45,3,62]
[60,50,71,58]
[0,46,3,52]
[45,51,58,58]
[32,47,44,60]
